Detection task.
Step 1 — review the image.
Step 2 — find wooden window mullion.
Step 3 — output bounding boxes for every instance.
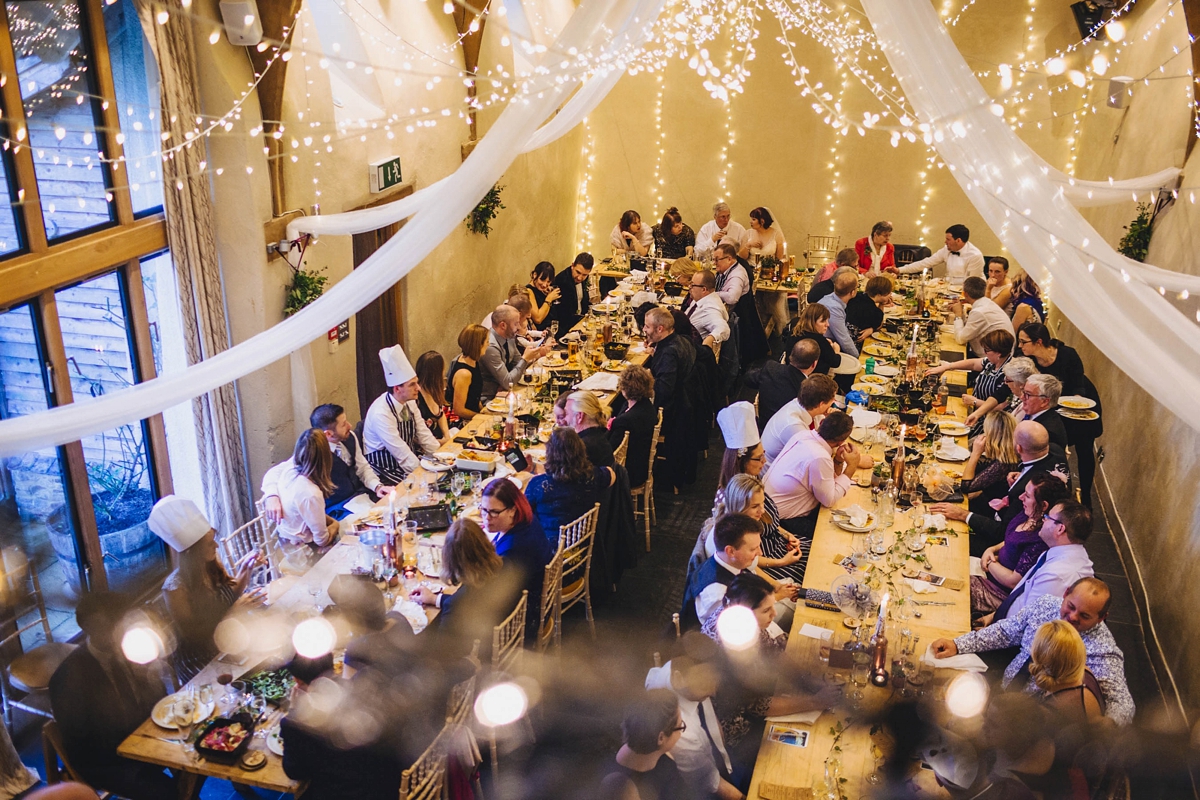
[123,258,173,495]
[0,3,47,252]
[82,0,134,226]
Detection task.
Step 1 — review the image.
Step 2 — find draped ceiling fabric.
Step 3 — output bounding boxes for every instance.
[860,0,1200,433]
[135,0,251,530]
[0,0,664,456]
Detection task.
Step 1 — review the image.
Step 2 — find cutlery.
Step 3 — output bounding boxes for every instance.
[912,600,954,606]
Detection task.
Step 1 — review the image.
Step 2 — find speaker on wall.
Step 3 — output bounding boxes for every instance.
[218,0,263,46]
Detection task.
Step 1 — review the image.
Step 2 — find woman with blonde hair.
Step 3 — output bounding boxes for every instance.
[1029,619,1104,723]
[448,324,488,421]
[703,473,806,584]
[962,410,1021,514]
[565,390,613,467]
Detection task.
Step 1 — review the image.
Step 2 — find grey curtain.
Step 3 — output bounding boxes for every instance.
[135,0,251,532]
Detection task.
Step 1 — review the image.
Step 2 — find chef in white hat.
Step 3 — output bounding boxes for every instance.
[362,344,442,484]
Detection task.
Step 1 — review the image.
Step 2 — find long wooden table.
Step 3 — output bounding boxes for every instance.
[748,300,975,798]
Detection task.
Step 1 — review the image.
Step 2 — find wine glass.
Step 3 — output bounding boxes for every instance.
[548,321,559,343]
[173,690,197,760]
[307,579,323,612]
[850,648,871,708]
[451,472,466,498]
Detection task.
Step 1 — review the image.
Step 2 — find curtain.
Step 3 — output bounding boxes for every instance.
[135,0,251,531]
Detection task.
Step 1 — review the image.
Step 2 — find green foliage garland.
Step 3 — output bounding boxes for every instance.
[466,183,506,237]
[284,267,328,316]
[1117,202,1153,262]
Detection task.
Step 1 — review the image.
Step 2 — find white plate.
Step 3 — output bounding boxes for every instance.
[851,383,885,396]
[850,427,866,442]
[938,421,970,436]
[152,694,216,729]
[485,398,510,413]
[835,516,877,534]
[266,729,284,757]
[871,364,900,377]
[935,450,970,463]
[420,459,452,472]
[1058,395,1096,410]
[1059,408,1099,421]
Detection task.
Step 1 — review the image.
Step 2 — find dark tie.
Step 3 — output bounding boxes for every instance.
[696,701,732,777]
[949,250,961,256]
[993,550,1048,621]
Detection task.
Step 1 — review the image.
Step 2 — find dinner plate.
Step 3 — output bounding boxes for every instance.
[938,421,970,436]
[863,344,894,357]
[859,374,888,385]
[1058,395,1096,410]
[935,449,969,463]
[266,729,284,757]
[420,459,452,472]
[850,427,866,442]
[541,355,567,367]
[834,515,877,534]
[870,331,897,343]
[603,360,631,372]
[1058,408,1099,421]
[152,694,216,729]
[870,364,900,377]
[485,398,510,413]
[851,383,885,396]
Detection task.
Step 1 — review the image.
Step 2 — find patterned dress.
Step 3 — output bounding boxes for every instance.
[757,494,810,585]
[700,613,788,746]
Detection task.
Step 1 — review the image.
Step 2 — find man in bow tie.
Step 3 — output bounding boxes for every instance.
[898,223,985,286]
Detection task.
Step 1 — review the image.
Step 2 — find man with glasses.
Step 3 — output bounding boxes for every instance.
[713,242,768,379]
[694,201,746,260]
[1016,373,1068,450]
[684,269,729,350]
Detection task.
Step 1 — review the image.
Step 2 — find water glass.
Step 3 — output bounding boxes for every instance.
[173,689,197,760]
[451,472,466,498]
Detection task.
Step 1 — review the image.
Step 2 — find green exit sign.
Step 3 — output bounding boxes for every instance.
[369,156,403,193]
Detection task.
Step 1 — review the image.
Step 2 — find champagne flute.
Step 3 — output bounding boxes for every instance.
[173,689,197,760]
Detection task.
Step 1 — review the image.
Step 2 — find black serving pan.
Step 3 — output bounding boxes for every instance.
[195,713,257,765]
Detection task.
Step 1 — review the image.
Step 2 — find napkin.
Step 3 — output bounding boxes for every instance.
[629,269,648,283]
[920,513,948,531]
[842,504,870,527]
[936,438,971,460]
[766,710,823,724]
[850,408,881,429]
[630,290,658,307]
[970,556,985,577]
[797,624,833,641]
[395,599,429,635]
[575,372,620,392]
[922,649,987,672]
[341,494,376,517]
[908,578,938,594]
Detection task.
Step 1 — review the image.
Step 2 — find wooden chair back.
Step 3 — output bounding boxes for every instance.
[558,503,600,637]
[631,409,664,551]
[491,590,529,674]
[217,514,281,585]
[613,431,630,468]
[0,549,53,653]
[42,720,109,796]
[538,541,565,653]
[399,718,477,800]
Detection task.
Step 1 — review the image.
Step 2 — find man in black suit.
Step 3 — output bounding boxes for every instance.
[48,593,178,800]
[548,252,594,331]
[931,420,1068,556]
[745,338,820,431]
[644,306,697,490]
[1016,373,1069,451]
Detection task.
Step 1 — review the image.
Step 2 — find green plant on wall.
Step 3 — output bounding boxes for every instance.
[466,183,505,237]
[1117,202,1153,262]
[284,266,328,316]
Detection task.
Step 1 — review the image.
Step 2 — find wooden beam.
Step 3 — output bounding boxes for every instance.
[123,258,174,496]
[247,0,304,217]
[0,216,167,309]
[82,0,133,226]
[0,1,47,253]
[263,209,306,262]
[1184,0,1200,158]
[341,181,415,213]
[452,4,487,142]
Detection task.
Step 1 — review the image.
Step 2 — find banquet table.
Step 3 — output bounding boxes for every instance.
[748,303,978,798]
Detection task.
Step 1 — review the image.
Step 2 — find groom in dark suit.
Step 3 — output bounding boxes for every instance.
[549,252,594,331]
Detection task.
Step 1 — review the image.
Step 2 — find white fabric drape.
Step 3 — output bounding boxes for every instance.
[1046,162,1180,207]
[0,0,663,457]
[862,0,1200,433]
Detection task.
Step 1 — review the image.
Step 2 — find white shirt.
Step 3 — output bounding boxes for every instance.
[260,431,382,501]
[761,399,817,467]
[714,264,749,307]
[263,463,334,546]
[610,223,653,253]
[645,662,732,793]
[695,219,746,260]
[899,241,985,285]
[362,392,441,475]
[953,296,1013,357]
[1004,543,1094,619]
[695,555,744,624]
[763,429,851,519]
[686,291,730,344]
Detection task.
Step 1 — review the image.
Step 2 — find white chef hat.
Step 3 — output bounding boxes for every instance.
[148,495,212,553]
[379,344,416,387]
[717,401,759,454]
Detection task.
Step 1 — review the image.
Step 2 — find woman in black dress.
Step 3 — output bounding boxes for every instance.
[785,303,840,374]
[565,390,614,467]
[651,207,696,259]
[608,365,658,487]
[1018,323,1103,507]
[447,324,487,421]
[599,690,686,800]
[414,351,450,443]
[523,261,559,330]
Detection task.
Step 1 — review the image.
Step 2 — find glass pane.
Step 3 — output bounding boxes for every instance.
[56,272,166,593]
[0,137,22,255]
[0,303,82,643]
[9,0,115,239]
[102,0,163,216]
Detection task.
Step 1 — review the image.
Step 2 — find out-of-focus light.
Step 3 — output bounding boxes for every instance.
[1092,53,1109,76]
[1045,58,1066,76]
[998,63,1013,90]
[1105,20,1126,42]
[122,626,164,664]
[716,606,758,650]
[946,672,989,718]
[990,103,1005,116]
[214,617,251,655]
[292,617,336,658]
[1068,70,1086,88]
[475,682,528,727]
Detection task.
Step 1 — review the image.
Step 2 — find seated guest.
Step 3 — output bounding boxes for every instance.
[151,497,266,680]
[265,429,341,548]
[567,390,615,467]
[680,513,764,632]
[898,223,985,286]
[702,473,807,596]
[931,420,1068,555]
[480,305,550,401]
[694,202,746,260]
[1018,322,1103,506]
[961,409,1021,514]
[854,220,896,274]
[414,352,451,442]
[448,323,488,421]
[263,404,394,522]
[763,411,859,538]
[644,306,698,490]
[1030,619,1105,723]
[652,207,696,259]
[525,428,616,543]
[810,247,858,290]
[745,338,820,433]
[49,592,177,800]
[844,274,894,342]
[608,365,657,487]
[926,329,1015,433]
[712,241,769,370]
[931,578,1134,725]
[553,390,571,427]
[364,344,441,483]
[524,261,560,329]
[684,269,730,350]
[644,651,740,800]
[1015,373,1068,451]
[477,477,551,645]
[971,473,1070,616]
[817,267,860,358]
[1005,270,1045,331]
[482,287,533,332]
[738,206,786,262]
[612,210,652,256]
[951,276,1013,357]
[549,252,595,330]
[599,690,687,800]
[761,373,837,467]
[983,256,1013,314]
[785,302,840,375]
[1002,356,1038,417]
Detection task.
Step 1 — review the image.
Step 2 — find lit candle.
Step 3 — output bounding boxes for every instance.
[900,424,906,445]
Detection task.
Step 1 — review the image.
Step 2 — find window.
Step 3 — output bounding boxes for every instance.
[103,0,163,216]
